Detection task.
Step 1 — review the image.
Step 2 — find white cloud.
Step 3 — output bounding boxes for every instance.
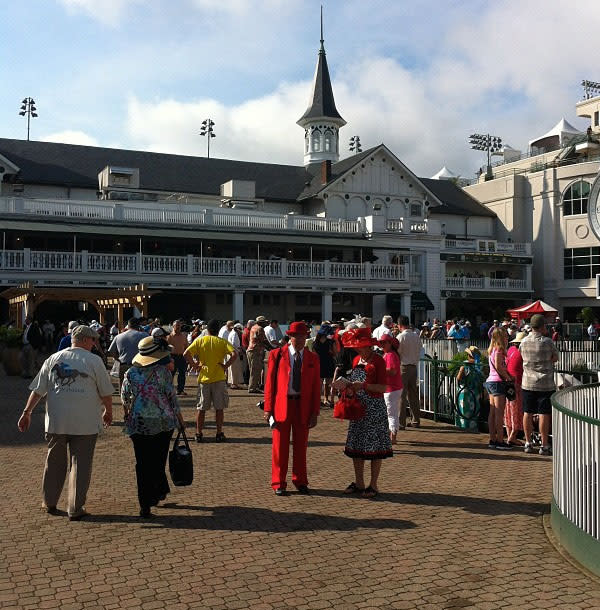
[40,130,99,146]
[56,0,141,25]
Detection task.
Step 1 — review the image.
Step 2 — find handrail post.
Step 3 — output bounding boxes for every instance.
[432,353,439,422]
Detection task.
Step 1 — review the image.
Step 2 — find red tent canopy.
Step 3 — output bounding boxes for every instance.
[507,300,558,322]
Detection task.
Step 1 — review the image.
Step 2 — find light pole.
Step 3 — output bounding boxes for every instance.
[200,119,216,158]
[469,133,502,181]
[349,135,362,153]
[19,97,38,141]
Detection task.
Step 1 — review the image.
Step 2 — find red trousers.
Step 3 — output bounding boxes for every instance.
[271,405,309,490]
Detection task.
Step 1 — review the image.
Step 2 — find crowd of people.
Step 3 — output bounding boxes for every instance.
[14,308,559,519]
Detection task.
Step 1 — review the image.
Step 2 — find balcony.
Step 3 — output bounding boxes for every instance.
[443,238,531,256]
[0,197,440,238]
[0,249,408,291]
[444,276,530,291]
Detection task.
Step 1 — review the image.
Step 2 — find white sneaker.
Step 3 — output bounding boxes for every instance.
[539,445,552,456]
[524,442,535,454]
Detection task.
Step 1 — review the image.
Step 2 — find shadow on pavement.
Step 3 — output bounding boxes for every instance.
[87,505,417,532]
[392,447,549,462]
[313,489,548,516]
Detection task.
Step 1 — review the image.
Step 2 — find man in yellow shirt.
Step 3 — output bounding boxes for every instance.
[184,319,237,443]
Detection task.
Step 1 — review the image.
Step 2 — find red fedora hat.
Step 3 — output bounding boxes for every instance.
[286,321,310,336]
[341,327,378,349]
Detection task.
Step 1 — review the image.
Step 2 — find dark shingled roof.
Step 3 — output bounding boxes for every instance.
[297,44,345,125]
[0,138,311,203]
[299,147,379,199]
[420,178,496,218]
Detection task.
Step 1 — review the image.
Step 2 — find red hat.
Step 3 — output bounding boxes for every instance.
[286,321,310,336]
[341,327,378,349]
[378,334,399,350]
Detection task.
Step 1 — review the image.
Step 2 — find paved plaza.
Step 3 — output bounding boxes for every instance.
[1,369,599,610]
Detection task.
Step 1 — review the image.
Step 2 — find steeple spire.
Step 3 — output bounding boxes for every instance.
[320,5,324,52]
[297,7,346,166]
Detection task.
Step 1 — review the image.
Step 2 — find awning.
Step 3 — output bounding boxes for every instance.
[411,291,434,310]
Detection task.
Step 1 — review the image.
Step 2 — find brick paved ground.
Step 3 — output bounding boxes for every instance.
[1,367,599,610]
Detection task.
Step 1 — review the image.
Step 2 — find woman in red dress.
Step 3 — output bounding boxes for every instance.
[504,331,525,446]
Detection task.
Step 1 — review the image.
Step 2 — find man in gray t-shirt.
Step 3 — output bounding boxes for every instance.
[18,325,114,520]
[108,317,148,386]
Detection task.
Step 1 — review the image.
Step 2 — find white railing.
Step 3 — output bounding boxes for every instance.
[142,255,188,274]
[444,276,530,291]
[0,249,408,285]
[1,196,365,235]
[86,253,137,272]
[552,385,600,571]
[443,238,531,255]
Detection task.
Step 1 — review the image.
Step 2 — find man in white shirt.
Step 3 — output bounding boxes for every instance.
[17,325,114,520]
[219,320,235,341]
[396,315,423,428]
[372,315,393,340]
[264,320,284,349]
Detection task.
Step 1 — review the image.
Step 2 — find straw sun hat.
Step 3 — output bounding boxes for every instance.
[133,336,172,367]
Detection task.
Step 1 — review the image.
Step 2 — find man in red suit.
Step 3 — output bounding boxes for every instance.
[263,321,320,495]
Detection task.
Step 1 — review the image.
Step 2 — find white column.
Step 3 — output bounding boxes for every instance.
[233,290,244,322]
[321,291,333,322]
[440,297,447,321]
[372,294,387,322]
[401,293,411,319]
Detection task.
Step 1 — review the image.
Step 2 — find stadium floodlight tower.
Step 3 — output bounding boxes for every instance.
[582,80,600,100]
[349,136,362,153]
[469,133,502,181]
[18,97,38,141]
[200,119,216,158]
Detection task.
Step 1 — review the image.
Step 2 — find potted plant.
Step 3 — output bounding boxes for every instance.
[1,327,24,376]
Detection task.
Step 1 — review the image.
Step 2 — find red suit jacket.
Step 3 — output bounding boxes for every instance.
[264,345,321,424]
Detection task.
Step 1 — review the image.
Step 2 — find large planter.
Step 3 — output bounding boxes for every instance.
[2,347,23,376]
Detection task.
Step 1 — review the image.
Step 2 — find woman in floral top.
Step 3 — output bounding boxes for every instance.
[121,336,184,518]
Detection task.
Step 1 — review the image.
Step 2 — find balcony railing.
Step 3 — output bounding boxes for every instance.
[0,197,363,235]
[0,249,408,284]
[444,238,531,255]
[444,276,529,291]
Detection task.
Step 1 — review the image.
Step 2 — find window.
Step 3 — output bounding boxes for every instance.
[595,111,599,127]
[410,203,422,217]
[563,180,591,215]
[564,247,600,279]
[324,136,331,152]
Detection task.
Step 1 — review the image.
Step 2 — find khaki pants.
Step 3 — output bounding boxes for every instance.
[43,433,98,516]
[399,364,420,426]
[246,348,264,392]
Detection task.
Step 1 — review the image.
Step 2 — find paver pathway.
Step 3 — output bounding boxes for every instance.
[1,369,599,609]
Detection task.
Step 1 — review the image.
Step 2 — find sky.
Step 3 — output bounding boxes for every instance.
[2,0,599,179]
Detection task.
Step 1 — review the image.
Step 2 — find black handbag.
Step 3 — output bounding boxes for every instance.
[169,428,193,486]
[505,381,517,401]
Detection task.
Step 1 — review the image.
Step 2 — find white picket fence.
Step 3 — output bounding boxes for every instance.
[551,384,600,570]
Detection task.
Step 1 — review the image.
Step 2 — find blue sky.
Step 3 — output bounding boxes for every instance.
[2,0,599,177]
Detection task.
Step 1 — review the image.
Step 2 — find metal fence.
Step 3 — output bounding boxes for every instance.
[551,384,600,576]
[417,356,600,426]
[421,339,600,373]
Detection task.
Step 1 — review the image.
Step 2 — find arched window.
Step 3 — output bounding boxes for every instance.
[410,202,422,217]
[312,134,321,151]
[563,180,591,216]
[324,135,331,152]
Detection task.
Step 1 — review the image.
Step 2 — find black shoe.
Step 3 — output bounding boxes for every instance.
[215,432,226,443]
[297,485,310,495]
[44,505,59,515]
[139,508,154,519]
[274,488,288,496]
[195,433,203,443]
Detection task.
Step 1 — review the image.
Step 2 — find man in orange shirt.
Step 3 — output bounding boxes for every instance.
[263,321,320,495]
